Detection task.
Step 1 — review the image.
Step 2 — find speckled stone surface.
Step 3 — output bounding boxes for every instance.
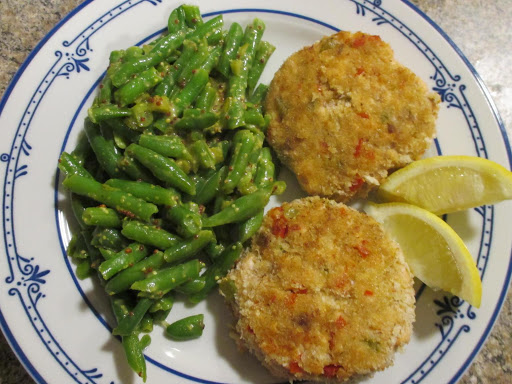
[0,1,510,384]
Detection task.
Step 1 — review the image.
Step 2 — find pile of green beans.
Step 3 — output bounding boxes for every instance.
[60,5,283,381]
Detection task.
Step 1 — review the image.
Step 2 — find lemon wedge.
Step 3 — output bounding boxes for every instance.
[364,202,482,308]
[378,155,512,215]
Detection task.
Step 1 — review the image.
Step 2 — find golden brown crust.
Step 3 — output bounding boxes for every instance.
[223,197,415,382]
[265,31,440,202]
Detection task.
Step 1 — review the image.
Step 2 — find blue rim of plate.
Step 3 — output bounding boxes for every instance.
[0,0,510,383]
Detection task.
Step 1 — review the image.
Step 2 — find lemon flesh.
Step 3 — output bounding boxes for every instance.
[378,155,512,215]
[365,202,482,308]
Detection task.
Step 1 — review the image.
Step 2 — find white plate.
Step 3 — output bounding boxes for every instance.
[1,0,511,383]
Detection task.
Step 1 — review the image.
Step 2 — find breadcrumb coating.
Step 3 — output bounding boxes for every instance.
[222,197,415,382]
[265,31,440,202]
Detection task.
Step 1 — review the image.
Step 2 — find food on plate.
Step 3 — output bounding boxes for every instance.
[365,202,482,307]
[221,197,415,382]
[265,30,440,202]
[377,155,512,214]
[59,4,284,381]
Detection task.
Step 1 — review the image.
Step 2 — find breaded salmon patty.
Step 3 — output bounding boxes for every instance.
[221,197,415,382]
[265,31,440,202]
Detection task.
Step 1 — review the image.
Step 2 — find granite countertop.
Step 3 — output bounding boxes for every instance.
[0,1,510,383]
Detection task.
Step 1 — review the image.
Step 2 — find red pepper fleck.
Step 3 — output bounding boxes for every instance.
[286,292,297,307]
[354,240,370,258]
[99,84,104,89]
[289,361,303,374]
[192,69,197,74]
[145,267,153,274]
[296,288,308,294]
[355,67,365,76]
[140,117,146,122]
[269,207,289,238]
[125,247,133,254]
[352,35,367,47]
[324,365,340,377]
[336,315,347,328]
[354,138,364,157]
[364,290,374,296]
[246,325,255,334]
[357,112,369,119]
[349,177,364,192]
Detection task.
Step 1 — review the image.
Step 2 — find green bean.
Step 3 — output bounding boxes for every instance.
[164,230,214,264]
[91,226,129,251]
[149,291,175,313]
[98,247,117,260]
[70,131,93,164]
[67,232,89,259]
[175,277,206,295]
[236,148,261,195]
[82,206,122,227]
[194,166,226,205]
[117,154,157,184]
[174,109,218,130]
[186,15,223,44]
[182,5,203,28]
[113,297,153,336]
[114,67,164,106]
[122,334,147,382]
[254,146,276,187]
[88,104,132,123]
[131,259,204,298]
[238,209,264,243]
[165,204,202,238]
[105,250,165,295]
[189,242,243,303]
[125,144,195,195]
[166,314,204,340]
[62,175,158,221]
[58,152,93,179]
[194,82,217,111]
[167,5,186,34]
[173,44,210,91]
[110,30,186,87]
[189,140,216,170]
[94,76,113,106]
[70,193,90,230]
[138,314,154,333]
[222,129,256,194]
[172,68,209,116]
[121,220,180,250]
[84,118,127,179]
[103,118,141,148]
[216,22,244,78]
[248,83,269,105]
[138,133,188,158]
[243,108,266,127]
[76,259,93,280]
[98,243,149,280]
[203,184,274,227]
[81,230,104,270]
[105,179,180,207]
[199,45,222,73]
[247,41,275,92]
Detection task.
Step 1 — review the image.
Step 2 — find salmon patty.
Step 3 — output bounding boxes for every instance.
[265,31,440,202]
[221,197,415,382]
